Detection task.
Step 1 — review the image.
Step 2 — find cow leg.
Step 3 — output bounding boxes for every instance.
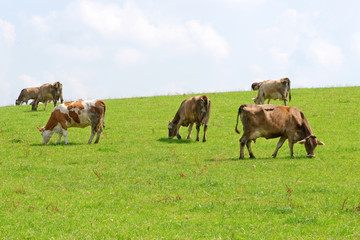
[176,123,182,139]
[32,100,38,111]
[63,130,68,144]
[94,127,103,144]
[202,124,208,142]
[88,127,96,144]
[195,124,200,141]
[246,140,255,158]
[272,136,287,158]
[239,135,248,159]
[284,98,287,106]
[288,140,295,158]
[57,133,63,144]
[187,123,194,139]
[44,101,48,111]
[267,99,271,104]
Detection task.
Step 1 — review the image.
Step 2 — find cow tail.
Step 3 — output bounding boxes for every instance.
[288,79,291,102]
[235,106,243,134]
[102,102,106,128]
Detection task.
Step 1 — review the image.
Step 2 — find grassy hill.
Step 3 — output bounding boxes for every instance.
[0,87,359,239]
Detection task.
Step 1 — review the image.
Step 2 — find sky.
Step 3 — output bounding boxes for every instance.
[0,0,359,107]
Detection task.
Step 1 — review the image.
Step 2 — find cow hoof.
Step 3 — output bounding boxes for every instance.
[202,139,206,142]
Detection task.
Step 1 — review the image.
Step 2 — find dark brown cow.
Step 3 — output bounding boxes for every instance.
[15,87,40,105]
[32,82,64,110]
[252,78,291,106]
[168,95,211,142]
[235,104,324,159]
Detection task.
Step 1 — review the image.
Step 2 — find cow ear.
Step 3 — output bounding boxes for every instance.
[37,127,43,132]
[298,139,306,144]
[316,139,325,146]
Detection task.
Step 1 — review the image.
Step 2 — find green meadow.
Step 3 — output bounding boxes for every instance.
[0,87,359,239]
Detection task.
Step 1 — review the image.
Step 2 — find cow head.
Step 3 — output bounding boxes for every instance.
[37,127,54,144]
[251,82,262,91]
[168,121,177,138]
[54,82,63,99]
[15,99,21,105]
[197,97,208,119]
[298,135,325,158]
[252,97,260,104]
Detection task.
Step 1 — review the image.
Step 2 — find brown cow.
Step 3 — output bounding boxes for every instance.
[235,104,324,159]
[32,82,64,110]
[252,78,291,106]
[168,95,211,142]
[251,82,262,91]
[15,87,40,105]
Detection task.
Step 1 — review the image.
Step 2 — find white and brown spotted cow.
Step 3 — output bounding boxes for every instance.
[168,95,211,142]
[235,104,324,159]
[37,100,106,144]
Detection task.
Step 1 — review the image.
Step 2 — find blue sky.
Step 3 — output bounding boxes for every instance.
[1,0,359,106]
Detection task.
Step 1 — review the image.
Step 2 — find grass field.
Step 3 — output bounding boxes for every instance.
[0,87,359,239]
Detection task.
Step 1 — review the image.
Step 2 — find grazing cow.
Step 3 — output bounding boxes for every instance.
[168,95,211,142]
[32,82,64,110]
[251,82,262,91]
[235,104,324,159]
[37,100,106,144]
[15,87,40,105]
[252,78,291,106]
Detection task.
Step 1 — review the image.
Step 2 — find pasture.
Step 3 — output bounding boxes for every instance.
[0,87,359,239]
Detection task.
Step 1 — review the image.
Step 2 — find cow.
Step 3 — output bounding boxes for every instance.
[168,95,211,142]
[37,99,106,144]
[15,87,40,105]
[32,82,64,111]
[252,78,291,106]
[235,104,324,159]
[251,82,262,91]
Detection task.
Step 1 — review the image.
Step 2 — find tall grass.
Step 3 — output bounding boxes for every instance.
[0,87,359,239]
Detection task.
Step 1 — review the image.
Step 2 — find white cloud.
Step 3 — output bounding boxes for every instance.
[19,74,41,87]
[31,12,57,32]
[115,48,146,67]
[216,0,265,6]
[0,19,16,45]
[54,44,103,61]
[73,0,229,59]
[186,20,230,59]
[309,40,343,67]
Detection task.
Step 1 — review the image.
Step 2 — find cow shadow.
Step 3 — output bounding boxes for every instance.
[30,142,87,147]
[157,137,193,144]
[205,156,309,162]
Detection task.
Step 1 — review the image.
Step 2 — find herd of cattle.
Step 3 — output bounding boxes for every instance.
[16,78,324,159]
